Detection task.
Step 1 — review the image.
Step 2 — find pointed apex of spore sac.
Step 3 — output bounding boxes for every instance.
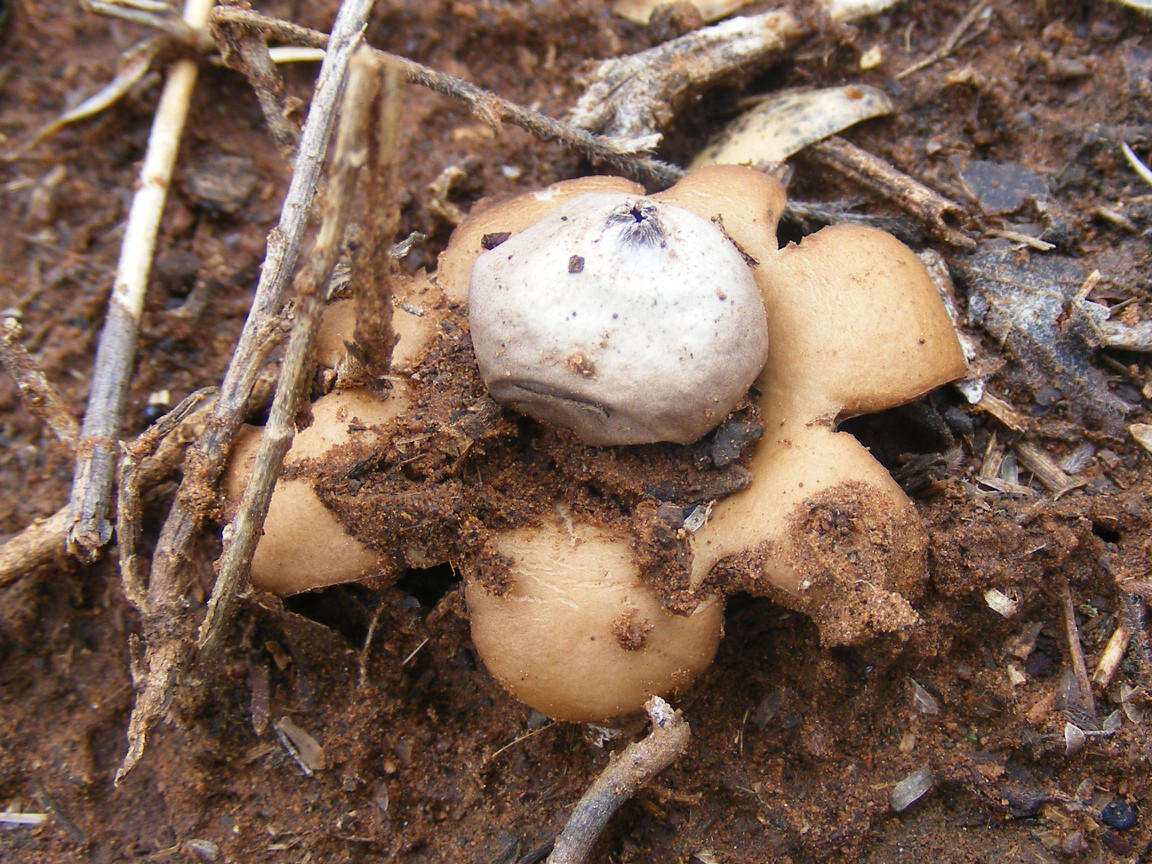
[605,199,667,247]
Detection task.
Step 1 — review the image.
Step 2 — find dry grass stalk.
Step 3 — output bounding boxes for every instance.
[208,6,685,187]
[0,314,78,447]
[67,0,217,559]
[896,0,990,80]
[197,43,386,655]
[546,697,690,864]
[1059,579,1097,720]
[116,389,218,612]
[349,61,402,386]
[115,0,377,785]
[211,15,301,160]
[805,136,974,247]
[1092,621,1132,690]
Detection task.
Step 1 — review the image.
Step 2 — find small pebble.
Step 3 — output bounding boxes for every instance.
[1100,797,1137,830]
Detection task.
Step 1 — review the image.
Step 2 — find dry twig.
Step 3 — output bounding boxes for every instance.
[117,389,218,612]
[208,6,685,187]
[567,10,804,142]
[67,0,217,559]
[805,136,974,246]
[896,0,990,80]
[1059,578,1097,720]
[1092,621,1132,691]
[211,14,301,160]
[349,60,402,386]
[546,697,690,864]
[197,43,383,655]
[0,314,78,447]
[116,0,376,785]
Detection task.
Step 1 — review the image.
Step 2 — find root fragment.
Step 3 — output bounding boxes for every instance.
[546,697,690,864]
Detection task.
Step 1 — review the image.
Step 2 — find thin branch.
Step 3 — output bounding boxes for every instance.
[546,697,690,864]
[67,0,217,559]
[117,388,217,612]
[0,314,79,447]
[805,136,975,247]
[348,58,401,386]
[82,0,214,50]
[1059,578,1097,720]
[895,0,990,80]
[211,15,301,160]
[197,43,380,655]
[208,6,686,187]
[0,510,72,590]
[115,0,376,786]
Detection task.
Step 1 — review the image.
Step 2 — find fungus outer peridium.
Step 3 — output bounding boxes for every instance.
[450,167,781,720]
[668,173,969,644]
[453,165,966,716]
[465,516,723,721]
[222,287,440,596]
[467,188,769,445]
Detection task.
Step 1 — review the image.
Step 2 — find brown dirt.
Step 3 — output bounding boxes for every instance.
[2,1,1152,863]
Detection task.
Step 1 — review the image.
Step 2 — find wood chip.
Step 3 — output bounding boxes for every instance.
[1130,423,1152,454]
[974,392,1028,433]
[273,716,327,774]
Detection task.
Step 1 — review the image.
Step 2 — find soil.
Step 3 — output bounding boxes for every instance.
[2,1,1152,863]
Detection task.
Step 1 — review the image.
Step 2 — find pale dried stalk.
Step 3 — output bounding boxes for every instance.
[0,314,78,447]
[197,44,381,654]
[1060,579,1097,719]
[546,697,690,864]
[349,60,401,384]
[567,10,803,141]
[67,0,217,559]
[116,0,376,785]
[805,136,974,247]
[117,389,218,612]
[0,510,72,589]
[1092,621,1132,690]
[208,6,685,187]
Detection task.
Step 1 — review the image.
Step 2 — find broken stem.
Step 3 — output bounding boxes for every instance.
[212,16,301,160]
[1060,578,1097,718]
[115,0,376,786]
[805,136,974,247]
[546,697,690,864]
[0,314,79,447]
[208,6,685,187]
[117,388,218,612]
[67,0,216,559]
[197,43,380,654]
[349,58,401,386]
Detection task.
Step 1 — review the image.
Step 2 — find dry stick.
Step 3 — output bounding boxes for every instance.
[349,59,401,385]
[1092,621,1132,690]
[117,388,218,612]
[1059,578,1097,720]
[83,0,214,50]
[67,0,217,559]
[212,16,301,161]
[0,510,71,590]
[115,0,376,786]
[0,315,79,447]
[896,0,990,80]
[806,136,975,247]
[197,44,380,655]
[0,357,279,592]
[546,697,690,864]
[208,6,686,188]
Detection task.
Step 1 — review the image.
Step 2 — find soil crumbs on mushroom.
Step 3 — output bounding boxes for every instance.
[3,1,1152,863]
